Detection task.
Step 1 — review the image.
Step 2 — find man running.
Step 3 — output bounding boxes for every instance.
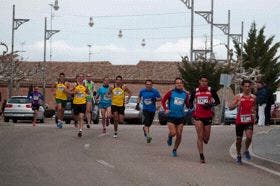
[29,86,44,126]
[109,75,131,138]
[72,73,89,137]
[189,75,220,163]
[161,77,189,157]
[228,80,256,165]
[96,76,112,133]
[52,73,69,128]
[83,74,96,128]
[137,79,161,143]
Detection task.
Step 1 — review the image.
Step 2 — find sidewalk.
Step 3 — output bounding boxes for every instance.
[252,126,280,163]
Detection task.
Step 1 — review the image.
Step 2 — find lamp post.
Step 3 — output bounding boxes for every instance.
[87,44,92,62]
[10,4,29,97]
[49,0,59,61]
[43,17,60,104]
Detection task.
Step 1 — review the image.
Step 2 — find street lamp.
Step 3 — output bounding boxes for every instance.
[141,39,146,47]
[49,0,59,61]
[10,4,29,97]
[43,17,60,104]
[89,17,94,27]
[118,30,123,38]
[87,44,92,62]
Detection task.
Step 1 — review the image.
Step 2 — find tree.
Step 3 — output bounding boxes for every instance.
[178,56,230,91]
[234,22,280,92]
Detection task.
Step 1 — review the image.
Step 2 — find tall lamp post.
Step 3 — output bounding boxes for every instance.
[49,0,59,61]
[43,17,60,103]
[87,44,92,62]
[10,4,29,97]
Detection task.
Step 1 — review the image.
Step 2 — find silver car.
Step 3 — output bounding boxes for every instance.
[124,96,142,123]
[3,96,45,123]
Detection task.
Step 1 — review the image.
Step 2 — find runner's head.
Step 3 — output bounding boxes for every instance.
[86,74,92,82]
[103,76,110,87]
[174,77,184,90]
[145,79,153,90]
[58,72,65,83]
[241,79,252,94]
[76,73,84,84]
[199,75,208,88]
[34,86,39,92]
[115,75,123,86]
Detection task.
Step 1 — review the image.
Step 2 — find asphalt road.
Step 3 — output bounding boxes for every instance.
[0,119,279,186]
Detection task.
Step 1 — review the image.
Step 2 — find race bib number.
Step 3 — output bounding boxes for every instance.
[113,90,122,96]
[33,96,39,101]
[241,115,251,122]
[144,98,152,105]
[197,96,209,104]
[77,92,84,98]
[58,86,64,92]
[174,97,184,105]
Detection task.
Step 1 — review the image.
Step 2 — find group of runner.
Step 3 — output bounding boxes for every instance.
[51,72,256,165]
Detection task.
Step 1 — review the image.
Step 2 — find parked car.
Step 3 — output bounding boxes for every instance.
[224,107,237,125]
[3,96,45,123]
[60,99,99,124]
[124,96,142,123]
[158,106,193,125]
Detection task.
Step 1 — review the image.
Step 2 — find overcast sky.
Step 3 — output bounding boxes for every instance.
[0,0,279,64]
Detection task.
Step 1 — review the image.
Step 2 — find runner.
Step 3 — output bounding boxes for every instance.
[96,76,112,133]
[83,74,96,129]
[72,73,89,137]
[29,86,44,126]
[189,75,220,163]
[161,77,189,157]
[52,73,69,128]
[136,79,161,143]
[109,75,131,138]
[228,79,256,165]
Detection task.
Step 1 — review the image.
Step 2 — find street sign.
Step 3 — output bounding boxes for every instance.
[220,74,233,87]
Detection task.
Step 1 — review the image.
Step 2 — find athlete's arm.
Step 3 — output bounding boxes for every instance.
[124,85,131,104]
[211,89,220,106]
[188,90,195,109]
[155,89,162,102]
[228,95,240,110]
[161,90,172,111]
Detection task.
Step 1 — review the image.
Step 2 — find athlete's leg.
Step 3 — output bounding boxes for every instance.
[203,125,211,144]
[101,108,106,132]
[86,101,92,124]
[32,109,38,126]
[194,119,204,154]
[174,124,184,150]
[118,114,124,124]
[244,128,253,151]
[105,107,111,126]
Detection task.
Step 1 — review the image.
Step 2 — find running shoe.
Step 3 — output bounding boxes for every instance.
[146,136,152,143]
[243,150,251,160]
[78,131,82,137]
[172,149,177,157]
[200,154,206,163]
[236,155,242,165]
[113,133,118,138]
[87,124,90,129]
[167,136,172,146]
[143,126,147,137]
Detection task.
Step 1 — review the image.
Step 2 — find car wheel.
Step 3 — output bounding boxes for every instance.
[12,119,17,123]
[4,117,9,122]
[65,120,71,124]
[40,119,44,123]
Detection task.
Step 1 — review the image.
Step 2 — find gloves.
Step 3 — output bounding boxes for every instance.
[135,103,140,111]
[203,103,214,109]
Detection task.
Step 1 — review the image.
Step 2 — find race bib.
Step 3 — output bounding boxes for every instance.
[241,115,251,122]
[58,86,64,92]
[77,92,84,98]
[174,97,184,105]
[144,98,152,105]
[113,90,122,95]
[197,96,209,104]
[33,96,39,101]
[104,94,111,101]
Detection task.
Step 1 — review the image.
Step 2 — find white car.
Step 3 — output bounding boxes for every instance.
[124,96,142,123]
[224,107,237,125]
[3,96,45,123]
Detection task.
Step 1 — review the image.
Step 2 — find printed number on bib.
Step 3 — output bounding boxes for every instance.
[33,96,39,100]
[58,86,64,91]
[241,115,251,122]
[197,97,209,104]
[174,97,184,105]
[144,98,152,105]
[77,92,84,98]
[113,90,122,95]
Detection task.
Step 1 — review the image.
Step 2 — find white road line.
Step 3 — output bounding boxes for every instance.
[229,142,280,177]
[96,160,114,168]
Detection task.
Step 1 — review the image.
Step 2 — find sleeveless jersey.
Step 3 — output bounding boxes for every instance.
[55,83,67,100]
[111,86,125,106]
[98,85,112,107]
[168,89,188,118]
[193,87,214,118]
[236,93,255,125]
[84,80,94,99]
[73,84,87,104]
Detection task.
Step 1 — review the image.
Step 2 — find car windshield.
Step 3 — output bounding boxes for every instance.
[8,97,30,104]
[129,97,137,103]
